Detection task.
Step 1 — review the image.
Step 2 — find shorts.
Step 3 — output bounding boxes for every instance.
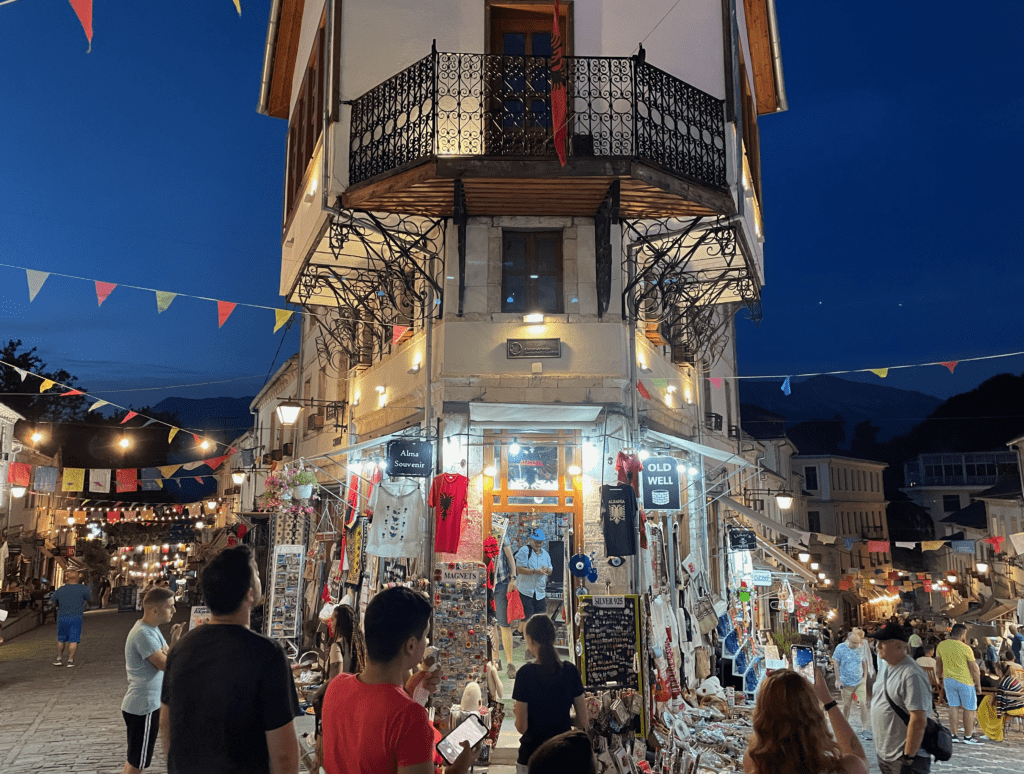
[123,708,160,769]
[494,580,510,627]
[944,677,978,710]
[57,616,83,643]
[520,593,545,621]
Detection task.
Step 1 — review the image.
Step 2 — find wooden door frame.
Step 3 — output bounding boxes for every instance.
[484,1,575,56]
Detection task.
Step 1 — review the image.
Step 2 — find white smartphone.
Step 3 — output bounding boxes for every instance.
[791,645,815,684]
[436,714,488,765]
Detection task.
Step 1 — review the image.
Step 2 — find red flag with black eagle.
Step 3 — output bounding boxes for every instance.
[551,0,567,165]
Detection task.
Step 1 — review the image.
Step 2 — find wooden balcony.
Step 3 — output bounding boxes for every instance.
[342,51,734,219]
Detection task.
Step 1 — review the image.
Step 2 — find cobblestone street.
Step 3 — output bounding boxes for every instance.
[3,610,1023,774]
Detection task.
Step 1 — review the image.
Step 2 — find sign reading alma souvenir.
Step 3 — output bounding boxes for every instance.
[386,439,434,478]
[640,456,681,511]
[506,338,561,358]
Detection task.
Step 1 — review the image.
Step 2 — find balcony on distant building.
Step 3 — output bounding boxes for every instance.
[343,49,731,218]
[905,452,1019,488]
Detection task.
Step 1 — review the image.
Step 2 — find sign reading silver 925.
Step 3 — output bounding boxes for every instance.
[640,456,681,511]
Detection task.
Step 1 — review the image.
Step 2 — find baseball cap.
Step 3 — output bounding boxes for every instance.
[867,621,909,642]
[528,528,546,541]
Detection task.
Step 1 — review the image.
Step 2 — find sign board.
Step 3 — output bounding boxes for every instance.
[728,529,757,551]
[506,338,561,358]
[116,585,138,613]
[640,456,680,511]
[386,439,434,478]
[267,544,304,640]
[579,594,646,737]
[751,569,773,587]
[189,605,212,629]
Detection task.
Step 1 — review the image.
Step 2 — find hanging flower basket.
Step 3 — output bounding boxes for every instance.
[293,484,314,500]
[288,469,318,500]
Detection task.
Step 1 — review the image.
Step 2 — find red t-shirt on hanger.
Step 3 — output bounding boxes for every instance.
[428,473,468,553]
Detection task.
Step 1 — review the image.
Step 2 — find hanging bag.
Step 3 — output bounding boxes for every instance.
[883,675,953,761]
[506,587,526,623]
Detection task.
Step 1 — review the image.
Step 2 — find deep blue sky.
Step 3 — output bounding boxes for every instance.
[0,1,1021,411]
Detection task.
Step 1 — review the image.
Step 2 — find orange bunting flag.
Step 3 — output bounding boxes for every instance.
[68,0,93,50]
[194,476,206,484]
[869,368,888,378]
[120,411,138,424]
[61,389,84,396]
[217,300,237,327]
[193,434,203,445]
[95,281,116,306]
[941,361,958,373]
[637,381,652,400]
[39,379,55,393]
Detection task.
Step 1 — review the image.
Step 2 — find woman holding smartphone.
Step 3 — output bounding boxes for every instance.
[513,615,589,774]
[744,666,868,774]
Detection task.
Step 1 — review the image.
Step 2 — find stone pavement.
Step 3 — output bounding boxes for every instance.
[2,610,1022,773]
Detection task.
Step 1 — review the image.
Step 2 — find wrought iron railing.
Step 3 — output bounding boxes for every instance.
[349,50,726,190]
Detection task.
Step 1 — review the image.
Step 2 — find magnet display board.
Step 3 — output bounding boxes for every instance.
[267,545,304,640]
[578,594,642,691]
[432,563,489,717]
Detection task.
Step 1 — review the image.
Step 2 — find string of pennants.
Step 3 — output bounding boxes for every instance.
[794,531,1013,556]
[0,1,242,52]
[5,458,237,495]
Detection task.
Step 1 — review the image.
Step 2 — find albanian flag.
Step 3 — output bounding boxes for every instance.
[551,0,567,165]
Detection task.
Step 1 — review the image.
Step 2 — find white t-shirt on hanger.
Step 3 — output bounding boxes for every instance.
[366,479,424,559]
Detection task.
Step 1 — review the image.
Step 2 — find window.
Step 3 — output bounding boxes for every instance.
[501,231,563,313]
[804,465,819,491]
[807,510,820,533]
[942,494,961,512]
[285,15,327,224]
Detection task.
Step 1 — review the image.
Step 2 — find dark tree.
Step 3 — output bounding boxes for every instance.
[787,413,846,454]
[0,339,90,422]
[850,420,882,460]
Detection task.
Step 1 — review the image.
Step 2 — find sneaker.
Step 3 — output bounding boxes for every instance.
[952,737,963,743]
[507,664,517,679]
[66,661,76,668]
[964,736,983,745]
[53,659,63,666]
[860,731,872,740]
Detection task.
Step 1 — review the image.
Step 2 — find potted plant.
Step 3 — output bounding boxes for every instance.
[772,626,801,665]
[289,469,318,500]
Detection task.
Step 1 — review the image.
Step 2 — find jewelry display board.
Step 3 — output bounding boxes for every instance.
[432,562,489,716]
[267,544,304,640]
[578,595,642,692]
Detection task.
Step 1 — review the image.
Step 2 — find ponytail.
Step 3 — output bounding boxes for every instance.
[525,614,561,674]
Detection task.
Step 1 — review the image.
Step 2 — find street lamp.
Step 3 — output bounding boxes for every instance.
[810,562,820,571]
[275,401,303,426]
[10,485,26,498]
[118,436,131,450]
[774,491,794,510]
[976,562,988,574]
[798,551,811,563]
[231,471,246,485]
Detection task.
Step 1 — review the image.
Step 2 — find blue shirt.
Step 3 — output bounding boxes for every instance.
[833,641,866,686]
[122,621,167,715]
[514,545,551,600]
[51,583,92,619]
[1013,634,1024,663]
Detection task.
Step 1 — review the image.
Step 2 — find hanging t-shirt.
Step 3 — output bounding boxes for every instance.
[428,473,468,553]
[601,484,638,557]
[366,480,424,559]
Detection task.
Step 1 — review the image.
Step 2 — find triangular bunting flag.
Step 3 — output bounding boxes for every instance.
[206,455,229,471]
[168,428,179,443]
[156,291,177,313]
[636,380,651,400]
[940,361,958,374]
[232,0,241,14]
[95,281,116,306]
[14,367,28,381]
[781,376,791,396]
[68,0,93,50]
[39,379,55,393]
[869,368,888,378]
[61,389,84,396]
[217,300,237,328]
[158,465,181,479]
[392,325,409,344]
[274,309,293,333]
[26,269,50,301]
[708,377,723,389]
[142,418,158,427]
[120,411,138,424]
[192,434,203,445]
[88,400,109,412]
[194,476,206,484]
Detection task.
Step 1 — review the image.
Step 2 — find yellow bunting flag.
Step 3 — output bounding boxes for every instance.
[63,468,85,492]
[39,379,55,392]
[922,541,945,551]
[869,368,888,378]
[156,291,177,313]
[232,0,241,14]
[168,428,179,443]
[159,464,181,479]
[274,309,293,333]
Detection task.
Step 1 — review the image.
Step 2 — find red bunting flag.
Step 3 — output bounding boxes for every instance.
[923,581,932,592]
[637,380,652,400]
[120,411,138,424]
[61,389,84,396]
[95,281,116,305]
[217,300,237,327]
[886,585,898,594]
[709,377,723,389]
[392,326,409,345]
[983,536,1005,551]
[6,462,31,486]
[205,455,229,471]
[838,580,851,591]
[550,0,567,166]
[192,434,203,445]
[867,540,890,553]
[107,510,121,523]
[116,469,138,493]
[68,0,93,50]
[194,476,205,484]
[940,361,958,373]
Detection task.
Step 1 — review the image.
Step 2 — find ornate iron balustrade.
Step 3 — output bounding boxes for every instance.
[349,50,726,190]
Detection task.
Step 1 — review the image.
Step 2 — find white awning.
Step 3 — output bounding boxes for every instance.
[753,535,817,584]
[643,429,751,467]
[720,496,809,547]
[469,403,603,427]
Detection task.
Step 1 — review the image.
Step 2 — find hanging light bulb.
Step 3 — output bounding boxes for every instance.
[509,438,521,456]
[118,436,131,450]
[797,552,811,563]
[637,449,650,461]
[775,491,794,510]
[231,471,245,485]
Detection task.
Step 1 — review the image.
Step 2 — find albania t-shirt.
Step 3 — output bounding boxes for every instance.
[160,624,301,774]
[511,661,585,764]
[429,473,468,553]
[366,480,424,559]
[601,484,638,557]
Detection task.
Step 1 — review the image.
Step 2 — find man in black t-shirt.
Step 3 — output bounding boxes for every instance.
[159,546,300,774]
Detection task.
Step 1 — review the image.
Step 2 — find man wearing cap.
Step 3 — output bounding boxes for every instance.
[935,623,983,744]
[868,622,933,774]
[514,530,552,631]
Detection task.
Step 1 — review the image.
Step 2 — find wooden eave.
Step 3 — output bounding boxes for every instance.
[341,157,734,219]
[743,0,782,115]
[264,0,306,119]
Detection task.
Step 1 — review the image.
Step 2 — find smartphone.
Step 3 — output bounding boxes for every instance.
[436,714,488,765]
[791,645,815,684]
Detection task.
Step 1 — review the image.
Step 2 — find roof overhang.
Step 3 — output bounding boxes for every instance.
[257,0,306,119]
[742,0,788,114]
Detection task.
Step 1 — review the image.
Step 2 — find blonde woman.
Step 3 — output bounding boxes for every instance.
[744,667,868,774]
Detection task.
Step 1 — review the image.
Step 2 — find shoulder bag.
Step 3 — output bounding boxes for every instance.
[883,675,953,762]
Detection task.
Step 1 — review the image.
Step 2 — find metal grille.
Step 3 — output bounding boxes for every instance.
[349,50,726,189]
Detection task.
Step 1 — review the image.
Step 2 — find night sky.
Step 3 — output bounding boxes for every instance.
[1,1,1021,412]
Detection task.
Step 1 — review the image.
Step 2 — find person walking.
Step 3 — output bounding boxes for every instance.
[492,531,520,678]
[320,586,477,774]
[1009,624,1024,665]
[867,622,933,774]
[936,623,983,744]
[51,570,92,667]
[513,530,552,633]
[512,614,589,774]
[832,630,871,739]
[743,666,868,774]
[122,587,176,774]
[159,545,300,774]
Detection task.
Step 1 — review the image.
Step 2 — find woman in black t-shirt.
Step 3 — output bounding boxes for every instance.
[512,615,590,773]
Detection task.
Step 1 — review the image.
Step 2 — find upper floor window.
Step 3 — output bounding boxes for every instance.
[804,465,818,491]
[285,16,327,225]
[943,494,961,512]
[501,231,563,313]
[807,510,820,533]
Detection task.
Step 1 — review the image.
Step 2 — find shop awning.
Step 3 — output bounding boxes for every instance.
[720,496,809,548]
[975,598,1017,623]
[643,429,751,467]
[753,534,817,584]
[469,403,603,427]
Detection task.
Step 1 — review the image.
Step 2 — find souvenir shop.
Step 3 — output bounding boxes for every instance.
[263,408,816,773]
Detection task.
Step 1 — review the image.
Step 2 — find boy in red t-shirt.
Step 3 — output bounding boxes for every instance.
[321,587,477,774]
